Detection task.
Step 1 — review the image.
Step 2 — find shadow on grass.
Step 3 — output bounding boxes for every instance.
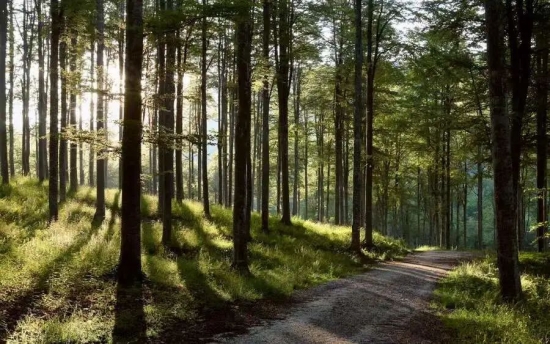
[0,218,104,341]
[112,280,146,343]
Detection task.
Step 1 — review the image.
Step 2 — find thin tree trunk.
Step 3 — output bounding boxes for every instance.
[536,31,548,252]
[364,0,375,248]
[95,0,106,221]
[0,0,8,184]
[69,34,78,192]
[49,0,61,220]
[261,0,270,232]
[162,0,176,245]
[201,0,210,218]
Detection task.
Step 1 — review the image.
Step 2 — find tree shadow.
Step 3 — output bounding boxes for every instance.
[0,219,103,340]
[112,280,147,343]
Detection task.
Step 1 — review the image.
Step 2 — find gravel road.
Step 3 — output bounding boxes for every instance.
[217,251,472,344]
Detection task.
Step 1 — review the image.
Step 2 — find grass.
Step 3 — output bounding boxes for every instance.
[434,252,550,343]
[0,177,410,343]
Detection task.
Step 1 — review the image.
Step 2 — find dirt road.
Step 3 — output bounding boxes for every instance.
[218,251,472,344]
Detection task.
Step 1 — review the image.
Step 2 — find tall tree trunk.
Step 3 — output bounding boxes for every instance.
[364,0,375,248]
[536,30,548,252]
[157,0,166,213]
[334,36,344,225]
[261,0,270,232]
[60,32,68,201]
[292,66,300,217]
[37,0,47,182]
[277,0,291,225]
[201,0,211,218]
[79,96,84,185]
[232,3,252,273]
[119,0,144,287]
[7,0,14,178]
[351,0,363,251]
[89,43,95,187]
[69,34,78,192]
[118,0,124,189]
[485,0,522,301]
[49,0,62,220]
[0,0,7,184]
[95,0,106,221]
[175,31,188,202]
[477,152,483,249]
[162,0,176,245]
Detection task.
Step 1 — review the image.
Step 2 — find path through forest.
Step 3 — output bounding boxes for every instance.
[217,251,473,344]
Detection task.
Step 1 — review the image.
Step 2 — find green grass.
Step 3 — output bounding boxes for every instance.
[434,252,550,343]
[0,177,410,343]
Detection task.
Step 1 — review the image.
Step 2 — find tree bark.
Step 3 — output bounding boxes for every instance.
[536,30,548,252]
[119,0,144,286]
[351,0,363,252]
[201,0,211,218]
[0,0,8,184]
[69,34,78,192]
[485,0,522,301]
[277,0,292,225]
[261,0,271,233]
[232,3,252,273]
[364,0,375,248]
[95,0,106,221]
[162,0,176,246]
[49,0,61,220]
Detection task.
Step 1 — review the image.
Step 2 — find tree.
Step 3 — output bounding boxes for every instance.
[119,0,144,286]
[95,0,106,221]
[201,0,211,219]
[0,0,7,185]
[232,0,253,273]
[485,0,522,301]
[351,0,362,252]
[37,0,47,183]
[49,0,62,221]
[276,0,292,225]
[261,0,271,233]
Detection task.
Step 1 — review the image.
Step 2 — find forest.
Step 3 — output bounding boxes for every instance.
[0,0,549,342]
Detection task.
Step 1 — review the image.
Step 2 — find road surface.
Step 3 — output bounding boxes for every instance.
[217,251,472,344]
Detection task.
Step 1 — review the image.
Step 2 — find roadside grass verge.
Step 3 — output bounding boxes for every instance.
[434,252,550,343]
[0,178,410,343]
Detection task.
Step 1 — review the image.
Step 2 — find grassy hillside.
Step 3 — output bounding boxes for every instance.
[435,252,550,343]
[0,178,409,343]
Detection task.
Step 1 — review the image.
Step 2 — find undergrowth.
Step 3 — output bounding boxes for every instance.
[0,178,409,343]
[435,252,550,343]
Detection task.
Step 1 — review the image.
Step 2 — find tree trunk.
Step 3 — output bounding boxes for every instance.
[232,4,252,273]
[60,27,68,200]
[162,0,176,246]
[292,66,300,217]
[0,0,7,184]
[201,0,211,218]
[261,0,270,232]
[7,0,13,178]
[364,0,375,248]
[485,0,522,301]
[536,30,548,252]
[277,0,292,226]
[49,0,61,220]
[118,0,124,189]
[69,34,78,192]
[89,43,95,187]
[37,0,47,182]
[119,0,144,287]
[95,0,106,221]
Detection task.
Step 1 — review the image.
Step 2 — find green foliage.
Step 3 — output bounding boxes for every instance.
[0,178,408,343]
[434,253,550,343]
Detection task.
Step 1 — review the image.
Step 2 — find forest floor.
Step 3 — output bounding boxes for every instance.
[0,178,410,343]
[216,251,473,344]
